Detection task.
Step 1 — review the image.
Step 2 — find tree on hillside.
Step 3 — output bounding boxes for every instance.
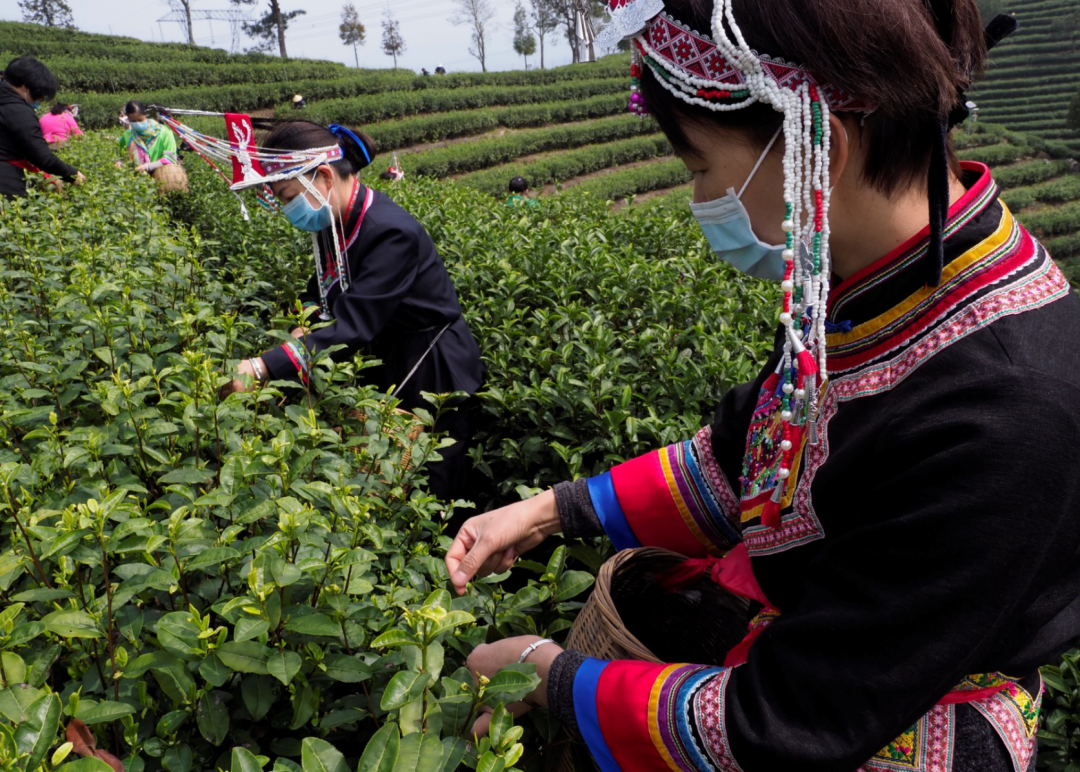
[230,0,305,58]
[528,0,560,69]
[167,0,196,44]
[450,0,497,73]
[339,3,367,67]
[513,3,537,69]
[18,0,75,29]
[381,12,406,69]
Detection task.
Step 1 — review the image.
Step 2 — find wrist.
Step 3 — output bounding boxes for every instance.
[531,489,562,538]
[248,357,267,385]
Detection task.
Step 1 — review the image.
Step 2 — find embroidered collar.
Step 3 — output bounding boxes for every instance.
[823,162,1039,374]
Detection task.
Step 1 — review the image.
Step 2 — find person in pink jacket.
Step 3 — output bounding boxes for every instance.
[39,103,82,146]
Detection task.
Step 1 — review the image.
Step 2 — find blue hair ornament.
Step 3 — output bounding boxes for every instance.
[327,123,371,165]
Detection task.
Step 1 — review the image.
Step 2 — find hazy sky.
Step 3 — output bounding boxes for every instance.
[1,0,592,74]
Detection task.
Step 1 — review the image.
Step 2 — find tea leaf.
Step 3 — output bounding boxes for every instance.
[300,737,348,772]
[217,641,272,674]
[267,649,302,686]
[358,722,399,772]
[42,610,102,639]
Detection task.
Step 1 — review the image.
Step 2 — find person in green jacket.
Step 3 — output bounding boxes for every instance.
[117,100,178,174]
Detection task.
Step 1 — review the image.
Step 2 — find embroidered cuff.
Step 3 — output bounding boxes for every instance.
[554,479,604,539]
[259,342,309,384]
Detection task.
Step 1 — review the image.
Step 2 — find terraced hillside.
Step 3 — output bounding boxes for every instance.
[961,124,1080,272]
[4,20,1077,263]
[969,0,1080,153]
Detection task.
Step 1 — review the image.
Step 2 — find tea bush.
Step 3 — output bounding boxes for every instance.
[0,133,780,772]
[284,80,627,126]
[456,136,674,196]
[395,117,658,179]
[43,60,348,92]
[571,159,692,202]
[0,136,614,772]
[363,96,629,153]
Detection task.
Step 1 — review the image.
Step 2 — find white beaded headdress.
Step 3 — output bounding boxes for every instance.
[154,108,355,318]
[599,0,873,528]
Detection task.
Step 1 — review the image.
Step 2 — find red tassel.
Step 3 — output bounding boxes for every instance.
[761,498,782,529]
[796,349,818,379]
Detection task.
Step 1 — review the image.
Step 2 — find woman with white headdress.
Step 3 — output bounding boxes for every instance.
[221,120,484,503]
[444,0,1080,770]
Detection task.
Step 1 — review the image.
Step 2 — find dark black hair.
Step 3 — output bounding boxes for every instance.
[124,100,148,117]
[379,170,395,180]
[262,120,376,176]
[639,0,985,196]
[49,103,68,116]
[508,176,529,193]
[3,56,59,102]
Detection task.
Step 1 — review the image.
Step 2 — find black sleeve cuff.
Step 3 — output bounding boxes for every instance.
[547,649,588,739]
[259,344,300,382]
[553,479,604,539]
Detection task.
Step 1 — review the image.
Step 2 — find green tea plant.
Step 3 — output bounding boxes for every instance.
[394,116,658,179]
[455,136,674,197]
[0,136,602,772]
[363,95,630,153]
[286,80,628,126]
[570,159,692,202]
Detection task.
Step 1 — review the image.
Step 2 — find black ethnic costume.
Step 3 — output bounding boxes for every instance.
[259,180,484,499]
[546,163,1080,772]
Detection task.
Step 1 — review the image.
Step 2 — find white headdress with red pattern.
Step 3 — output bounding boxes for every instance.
[153,108,353,316]
[599,0,877,527]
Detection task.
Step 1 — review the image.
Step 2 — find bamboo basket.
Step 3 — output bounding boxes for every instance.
[152,163,189,193]
[547,547,749,772]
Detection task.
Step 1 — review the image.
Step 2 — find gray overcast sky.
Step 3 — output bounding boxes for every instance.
[1,0,590,73]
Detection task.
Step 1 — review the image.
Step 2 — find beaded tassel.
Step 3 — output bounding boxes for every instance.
[618,0,846,530]
[297,173,350,316]
[629,48,649,116]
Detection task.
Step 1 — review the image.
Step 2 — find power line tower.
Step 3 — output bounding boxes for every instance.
[157,6,252,52]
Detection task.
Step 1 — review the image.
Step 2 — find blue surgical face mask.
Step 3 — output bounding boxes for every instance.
[129,120,150,132]
[689,128,787,281]
[282,175,333,232]
[29,100,41,110]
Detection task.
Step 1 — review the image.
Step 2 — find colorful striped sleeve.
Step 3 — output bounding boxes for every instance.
[588,425,742,555]
[259,339,311,385]
[574,658,741,772]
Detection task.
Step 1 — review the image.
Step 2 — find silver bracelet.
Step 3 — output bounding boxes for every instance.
[248,358,264,384]
[518,638,555,664]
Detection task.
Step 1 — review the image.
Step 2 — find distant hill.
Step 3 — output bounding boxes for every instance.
[970,0,1080,154]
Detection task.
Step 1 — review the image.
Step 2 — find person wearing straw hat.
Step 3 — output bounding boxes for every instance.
[445,0,1080,770]
[222,120,484,502]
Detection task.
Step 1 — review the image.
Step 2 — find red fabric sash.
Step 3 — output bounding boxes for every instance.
[658,545,1012,703]
[7,159,54,180]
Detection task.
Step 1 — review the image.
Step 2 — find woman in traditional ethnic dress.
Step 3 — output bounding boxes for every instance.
[117,101,180,176]
[445,0,1080,770]
[221,121,484,503]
